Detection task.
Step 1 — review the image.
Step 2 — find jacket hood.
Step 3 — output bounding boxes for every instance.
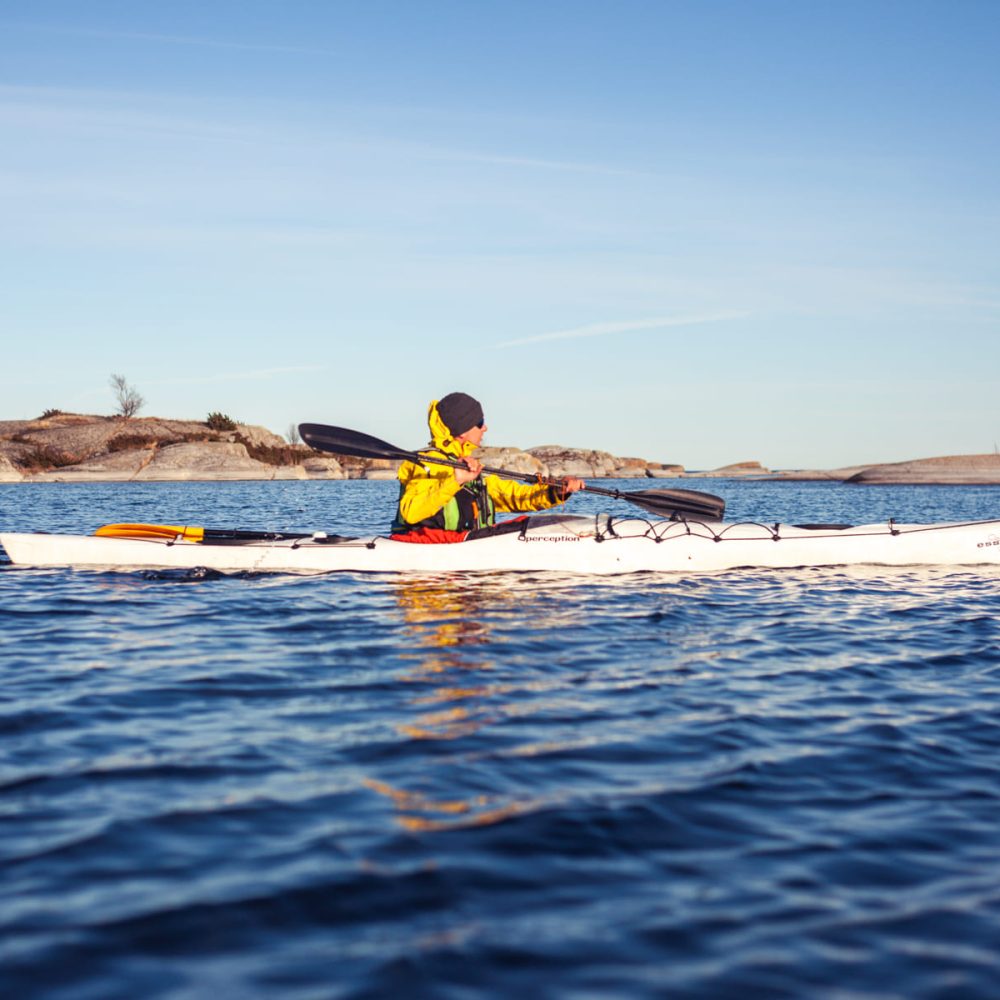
[428,400,478,458]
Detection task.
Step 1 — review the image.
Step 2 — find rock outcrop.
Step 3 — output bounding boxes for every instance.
[477,446,546,477]
[525,445,675,479]
[138,442,306,481]
[30,442,310,482]
[300,456,346,480]
[846,454,1000,485]
[0,454,24,482]
[358,460,399,481]
[29,447,153,481]
[643,462,686,479]
[4,413,1000,484]
[686,461,770,478]
[767,466,873,481]
[1,415,319,482]
[0,413,690,481]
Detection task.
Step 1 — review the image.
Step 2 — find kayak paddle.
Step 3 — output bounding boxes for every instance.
[95,523,319,543]
[298,423,725,521]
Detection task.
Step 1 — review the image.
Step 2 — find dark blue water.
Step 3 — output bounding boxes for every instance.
[2,480,999,999]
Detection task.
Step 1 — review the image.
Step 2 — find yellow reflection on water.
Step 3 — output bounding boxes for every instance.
[363,575,569,831]
[394,576,492,653]
[392,578,500,742]
[363,776,540,833]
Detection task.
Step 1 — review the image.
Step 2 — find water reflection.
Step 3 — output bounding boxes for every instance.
[394,576,492,656]
[362,776,541,833]
[393,576,501,742]
[365,576,562,831]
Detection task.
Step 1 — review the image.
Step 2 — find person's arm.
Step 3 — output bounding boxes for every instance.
[487,475,584,513]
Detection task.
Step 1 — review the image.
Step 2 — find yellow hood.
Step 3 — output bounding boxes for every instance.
[427,399,478,459]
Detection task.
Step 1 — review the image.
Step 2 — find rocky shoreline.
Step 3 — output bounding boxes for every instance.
[2,414,999,485]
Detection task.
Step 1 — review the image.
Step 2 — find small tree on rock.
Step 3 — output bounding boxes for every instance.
[110,373,144,419]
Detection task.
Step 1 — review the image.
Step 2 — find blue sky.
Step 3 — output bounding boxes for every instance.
[2,1,998,469]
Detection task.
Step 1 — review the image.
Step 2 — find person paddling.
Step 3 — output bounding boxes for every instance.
[391,392,584,543]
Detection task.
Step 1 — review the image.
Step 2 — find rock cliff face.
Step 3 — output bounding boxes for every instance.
[30,441,309,483]
[0,454,24,482]
[0,414,686,481]
[525,445,663,479]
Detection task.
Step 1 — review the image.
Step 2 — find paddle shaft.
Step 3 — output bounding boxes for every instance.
[388,450,641,504]
[298,423,726,520]
[403,448,572,492]
[302,423,619,489]
[402,453,707,511]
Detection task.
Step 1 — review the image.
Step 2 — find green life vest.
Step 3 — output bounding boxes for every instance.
[393,475,495,534]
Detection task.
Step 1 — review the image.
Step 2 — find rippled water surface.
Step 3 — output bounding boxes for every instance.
[2,480,1000,998]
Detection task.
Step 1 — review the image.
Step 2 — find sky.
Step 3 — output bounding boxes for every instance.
[2,0,998,470]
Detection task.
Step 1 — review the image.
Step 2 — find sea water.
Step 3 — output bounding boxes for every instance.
[1,480,999,999]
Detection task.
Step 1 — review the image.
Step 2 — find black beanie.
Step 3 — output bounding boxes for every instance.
[437,392,484,436]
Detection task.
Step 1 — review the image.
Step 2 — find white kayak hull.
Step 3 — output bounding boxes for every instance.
[4,515,1000,575]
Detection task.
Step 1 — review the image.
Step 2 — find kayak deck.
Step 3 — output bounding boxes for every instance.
[3,514,1000,575]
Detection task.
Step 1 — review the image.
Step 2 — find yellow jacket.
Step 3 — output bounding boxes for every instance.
[394,400,563,530]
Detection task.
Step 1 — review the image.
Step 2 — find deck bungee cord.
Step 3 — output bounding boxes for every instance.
[591,514,1000,545]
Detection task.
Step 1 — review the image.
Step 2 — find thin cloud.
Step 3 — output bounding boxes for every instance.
[494,311,750,349]
[0,83,637,180]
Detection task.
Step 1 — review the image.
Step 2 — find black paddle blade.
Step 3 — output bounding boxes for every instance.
[299,423,414,462]
[622,488,725,521]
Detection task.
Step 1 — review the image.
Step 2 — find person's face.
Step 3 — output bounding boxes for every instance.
[457,419,487,447]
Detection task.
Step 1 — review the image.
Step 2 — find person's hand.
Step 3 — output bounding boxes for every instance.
[455,456,483,484]
[555,477,584,500]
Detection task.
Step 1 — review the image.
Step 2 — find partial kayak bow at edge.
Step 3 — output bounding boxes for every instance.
[3,514,1000,575]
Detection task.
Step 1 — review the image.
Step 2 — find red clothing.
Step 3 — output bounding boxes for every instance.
[390,527,469,544]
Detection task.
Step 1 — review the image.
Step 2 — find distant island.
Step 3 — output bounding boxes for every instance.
[2,412,1000,484]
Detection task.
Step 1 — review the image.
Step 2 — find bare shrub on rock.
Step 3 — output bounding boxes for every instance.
[110,374,144,419]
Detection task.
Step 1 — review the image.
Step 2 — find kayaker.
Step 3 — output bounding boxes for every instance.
[391,392,584,543]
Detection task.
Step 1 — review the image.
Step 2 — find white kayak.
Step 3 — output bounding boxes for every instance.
[3,514,1000,575]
